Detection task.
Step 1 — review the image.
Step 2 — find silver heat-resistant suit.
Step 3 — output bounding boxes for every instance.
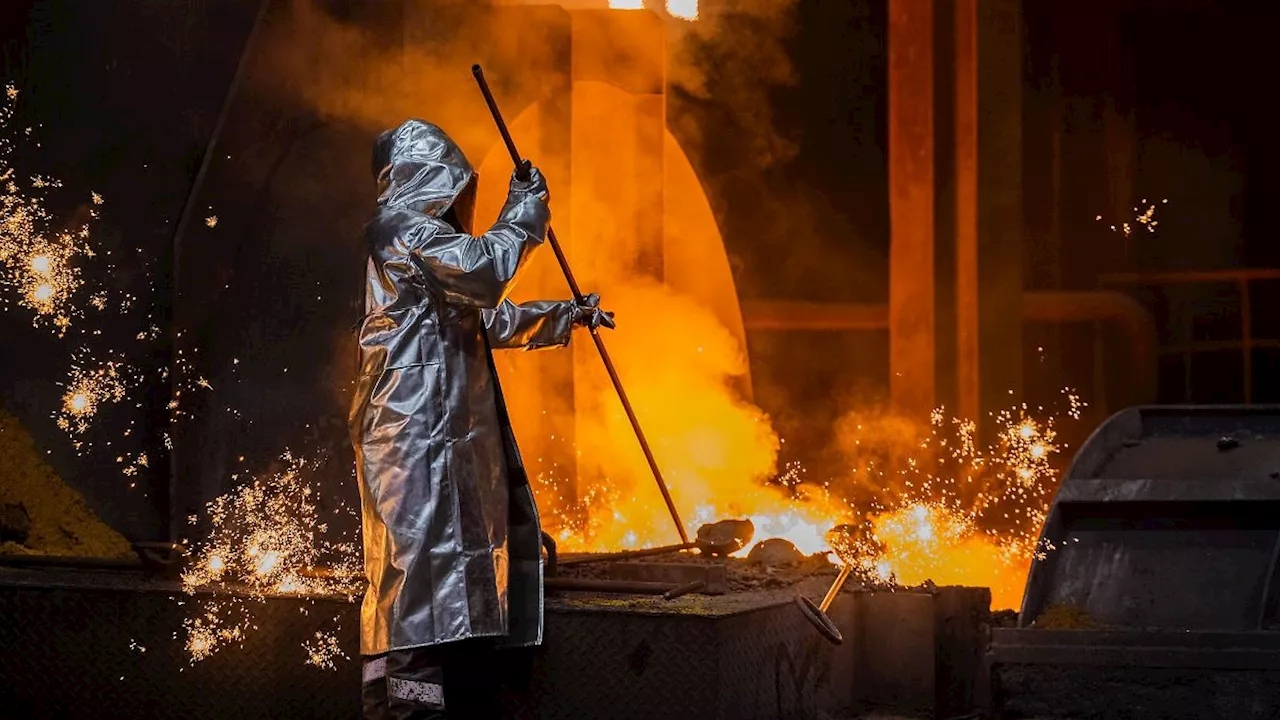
[350,119,611,719]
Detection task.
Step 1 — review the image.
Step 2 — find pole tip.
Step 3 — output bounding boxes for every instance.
[471,63,482,76]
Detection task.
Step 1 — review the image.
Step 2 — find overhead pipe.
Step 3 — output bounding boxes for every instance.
[740,290,1159,403]
[1021,290,1158,404]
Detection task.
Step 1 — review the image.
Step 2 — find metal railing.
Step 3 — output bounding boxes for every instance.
[1098,269,1280,404]
[740,290,1161,412]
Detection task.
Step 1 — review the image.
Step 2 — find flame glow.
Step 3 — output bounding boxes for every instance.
[536,368,1079,611]
[666,0,698,20]
[517,280,855,556]
[469,86,1082,609]
[1,5,1094,673]
[821,393,1083,608]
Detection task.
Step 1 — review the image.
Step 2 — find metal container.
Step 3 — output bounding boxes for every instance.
[991,405,1280,719]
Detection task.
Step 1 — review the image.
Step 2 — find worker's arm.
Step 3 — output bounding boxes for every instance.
[484,294,616,350]
[408,167,550,309]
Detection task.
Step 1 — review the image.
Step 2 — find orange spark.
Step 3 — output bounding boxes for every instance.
[181,452,361,664]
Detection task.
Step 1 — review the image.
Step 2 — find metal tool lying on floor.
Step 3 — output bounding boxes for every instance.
[555,518,756,568]
[541,529,729,599]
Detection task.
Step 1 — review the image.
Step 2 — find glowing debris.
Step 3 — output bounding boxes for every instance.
[1098,197,1167,238]
[55,354,131,435]
[0,84,104,336]
[304,630,348,670]
[823,388,1085,609]
[541,386,1084,611]
[180,451,361,665]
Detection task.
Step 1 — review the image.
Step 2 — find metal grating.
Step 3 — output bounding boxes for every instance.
[0,568,856,720]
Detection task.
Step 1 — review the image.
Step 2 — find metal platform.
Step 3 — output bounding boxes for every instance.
[991,405,1280,719]
[992,628,1280,720]
[0,566,861,720]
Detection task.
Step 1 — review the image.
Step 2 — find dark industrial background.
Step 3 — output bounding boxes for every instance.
[0,0,1275,546]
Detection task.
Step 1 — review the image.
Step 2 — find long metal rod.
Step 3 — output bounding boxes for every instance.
[471,64,689,545]
[663,580,706,600]
[545,577,679,595]
[557,542,694,567]
[820,564,853,612]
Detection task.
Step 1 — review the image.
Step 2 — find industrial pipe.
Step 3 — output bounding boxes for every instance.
[740,290,1159,403]
[1021,290,1159,404]
[739,300,888,332]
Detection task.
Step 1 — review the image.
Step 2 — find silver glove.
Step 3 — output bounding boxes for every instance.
[510,162,549,204]
[571,293,615,330]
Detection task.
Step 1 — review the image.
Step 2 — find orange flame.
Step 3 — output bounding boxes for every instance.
[867,502,1031,610]
[666,0,698,20]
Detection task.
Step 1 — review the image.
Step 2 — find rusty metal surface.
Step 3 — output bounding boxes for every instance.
[608,561,728,594]
[557,542,694,565]
[994,664,1280,720]
[854,591,935,714]
[544,577,677,594]
[3,568,996,719]
[991,628,1280,669]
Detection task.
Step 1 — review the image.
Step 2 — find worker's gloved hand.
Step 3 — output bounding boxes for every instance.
[571,293,615,330]
[510,162,549,204]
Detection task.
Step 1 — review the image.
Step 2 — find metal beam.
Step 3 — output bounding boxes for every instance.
[888,0,937,419]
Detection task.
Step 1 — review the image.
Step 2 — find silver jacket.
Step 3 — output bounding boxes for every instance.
[350,119,571,655]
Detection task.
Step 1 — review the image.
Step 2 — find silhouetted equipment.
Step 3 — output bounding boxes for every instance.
[992,405,1280,719]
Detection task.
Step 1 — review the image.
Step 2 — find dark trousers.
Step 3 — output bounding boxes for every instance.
[361,639,503,720]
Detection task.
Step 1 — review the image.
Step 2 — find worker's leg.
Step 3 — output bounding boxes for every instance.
[385,646,448,720]
[361,653,390,720]
[441,638,503,719]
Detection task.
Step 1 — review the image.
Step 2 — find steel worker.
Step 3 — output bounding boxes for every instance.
[350,119,613,720]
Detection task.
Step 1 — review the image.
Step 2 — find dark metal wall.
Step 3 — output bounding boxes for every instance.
[166,0,574,541]
[0,0,261,542]
[167,0,371,540]
[0,0,578,544]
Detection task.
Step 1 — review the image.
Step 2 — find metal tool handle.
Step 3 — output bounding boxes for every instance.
[820,564,853,612]
[471,64,690,545]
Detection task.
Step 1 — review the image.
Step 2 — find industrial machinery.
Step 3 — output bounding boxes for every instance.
[990,405,1280,719]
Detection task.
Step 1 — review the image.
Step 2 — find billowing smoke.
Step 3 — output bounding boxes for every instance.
[247,0,831,549]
